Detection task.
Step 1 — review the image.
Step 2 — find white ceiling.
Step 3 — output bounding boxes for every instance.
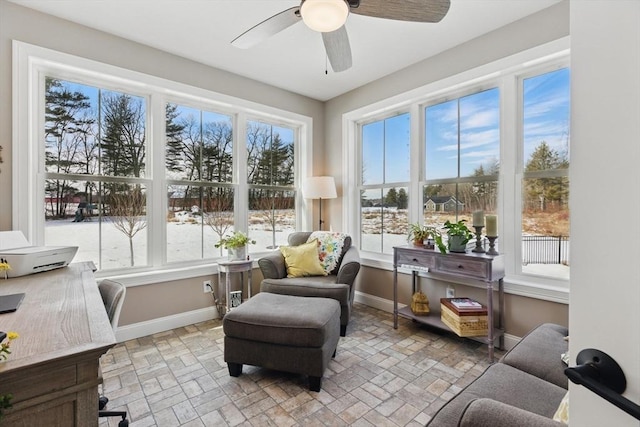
[8,0,561,101]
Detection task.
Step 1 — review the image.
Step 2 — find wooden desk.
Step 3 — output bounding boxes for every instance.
[393,246,505,361]
[0,262,116,426]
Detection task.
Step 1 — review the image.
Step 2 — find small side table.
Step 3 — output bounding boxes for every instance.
[218,259,253,315]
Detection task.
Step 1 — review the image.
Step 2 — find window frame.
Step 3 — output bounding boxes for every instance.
[343,37,571,303]
[357,110,412,254]
[13,41,314,285]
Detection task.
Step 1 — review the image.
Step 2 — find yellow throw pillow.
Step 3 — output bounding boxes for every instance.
[280,239,327,278]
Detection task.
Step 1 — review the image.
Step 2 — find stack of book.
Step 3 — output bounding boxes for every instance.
[440,298,488,337]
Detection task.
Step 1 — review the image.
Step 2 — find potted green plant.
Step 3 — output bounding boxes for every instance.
[441,219,474,253]
[407,223,443,251]
[215,231,256,260]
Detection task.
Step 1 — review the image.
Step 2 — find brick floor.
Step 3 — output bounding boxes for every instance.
[99,303,499,426]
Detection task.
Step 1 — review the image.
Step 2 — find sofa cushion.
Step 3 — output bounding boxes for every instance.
[261,277,350,306]
[500,323,569,389]
[307,232,349,275]
[280,239,327,278]
[459,399,567,427]
[427,363,567,427]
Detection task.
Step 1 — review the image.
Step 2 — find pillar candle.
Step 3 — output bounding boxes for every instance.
[472,210,484,227]
[485,215,498,237]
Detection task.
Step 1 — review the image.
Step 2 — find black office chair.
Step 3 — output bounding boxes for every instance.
[98,279,129,427]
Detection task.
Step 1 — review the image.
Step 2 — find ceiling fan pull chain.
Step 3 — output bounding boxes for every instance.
[325,54,328,75]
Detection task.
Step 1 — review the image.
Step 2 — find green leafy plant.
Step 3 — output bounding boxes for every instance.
[407,223,438,244]
[214,231,256,250]
[407,223,447,253]
[440,219,474,253]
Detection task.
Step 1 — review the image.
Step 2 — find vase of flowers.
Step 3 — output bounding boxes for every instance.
[215,231,256,261]
[0,258,10,279]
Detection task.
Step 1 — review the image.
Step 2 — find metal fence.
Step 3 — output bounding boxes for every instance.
[522,235,569,265]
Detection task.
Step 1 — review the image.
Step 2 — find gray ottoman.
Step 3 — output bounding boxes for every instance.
[223,292,340,391]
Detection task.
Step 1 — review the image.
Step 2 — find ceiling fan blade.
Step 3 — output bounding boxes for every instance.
[322,26,352,72]
[351,0,450,23]
[231,6,301,49]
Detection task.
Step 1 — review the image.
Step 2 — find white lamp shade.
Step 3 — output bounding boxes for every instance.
[300,0,349,33]
[302,176,337,199]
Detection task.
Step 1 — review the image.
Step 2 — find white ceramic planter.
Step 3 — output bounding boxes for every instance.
[227,246,247,261]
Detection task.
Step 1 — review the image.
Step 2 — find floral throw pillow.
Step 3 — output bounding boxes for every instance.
[307,232,348,275]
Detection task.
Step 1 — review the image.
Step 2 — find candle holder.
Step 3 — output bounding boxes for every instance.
[472,225,485,253]
[486,236,499,255]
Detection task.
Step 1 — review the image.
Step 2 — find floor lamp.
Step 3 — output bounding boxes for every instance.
[302,176,337,231]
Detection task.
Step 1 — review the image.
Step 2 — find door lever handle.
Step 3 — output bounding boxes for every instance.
[565,348,640,421]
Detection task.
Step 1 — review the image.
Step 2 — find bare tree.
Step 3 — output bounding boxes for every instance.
[251,189,294,248]
[203,188,234,256]
[110,186,147,266]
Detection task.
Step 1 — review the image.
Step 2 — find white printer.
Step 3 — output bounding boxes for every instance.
[0,231,78,278]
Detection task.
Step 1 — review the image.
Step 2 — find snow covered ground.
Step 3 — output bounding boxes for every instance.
[45,212,568,280]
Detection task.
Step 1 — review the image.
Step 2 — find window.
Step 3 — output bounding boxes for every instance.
[246,120,296,252]
[359,113,410,254]
[44,79,150,270]
[15,42,310,279]
[424,88,500,232]
[520,67,570,279]
[345,38,571,300]
[165,103,234,263]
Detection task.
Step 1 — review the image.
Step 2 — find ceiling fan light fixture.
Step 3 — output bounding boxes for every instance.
[300,0,349,33]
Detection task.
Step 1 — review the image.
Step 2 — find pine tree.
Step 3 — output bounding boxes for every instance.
[385,188,398,207]
[101,92,146,178]
[525,141,569,211]
[44,78,93,218]
[397,188,408,209]
[165,103,186,173]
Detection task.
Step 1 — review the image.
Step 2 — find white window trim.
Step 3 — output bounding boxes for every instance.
[12,40,314,286]
[342,37,571,304]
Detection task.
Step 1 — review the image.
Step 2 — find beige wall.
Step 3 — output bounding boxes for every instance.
[0,0,324,326]
[325,1,571,336]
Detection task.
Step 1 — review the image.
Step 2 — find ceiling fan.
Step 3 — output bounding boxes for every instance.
[231,0,451,73]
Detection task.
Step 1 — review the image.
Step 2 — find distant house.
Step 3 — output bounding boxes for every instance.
[424,196,464,212]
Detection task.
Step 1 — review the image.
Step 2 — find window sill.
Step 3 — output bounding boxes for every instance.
[360,253,569,305]
[94,259,257,287]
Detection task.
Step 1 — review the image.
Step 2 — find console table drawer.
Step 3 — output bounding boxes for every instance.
[437,258,489,280]
[396,250,436,270]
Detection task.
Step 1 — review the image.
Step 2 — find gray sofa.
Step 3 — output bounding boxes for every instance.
[258,231,360,336]
[427,323,569,427]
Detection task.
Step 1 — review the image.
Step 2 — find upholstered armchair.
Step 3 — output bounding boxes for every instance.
[258,231,361,336]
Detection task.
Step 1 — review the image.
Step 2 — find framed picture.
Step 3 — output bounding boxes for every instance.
[230,290,242,308]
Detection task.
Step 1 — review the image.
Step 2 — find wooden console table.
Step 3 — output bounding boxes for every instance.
[393,246,505,361]
[0,262,116,425]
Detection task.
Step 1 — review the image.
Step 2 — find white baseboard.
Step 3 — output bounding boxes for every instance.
[115,306,219,343]
[117,293,522,350]
[354,290,521,351]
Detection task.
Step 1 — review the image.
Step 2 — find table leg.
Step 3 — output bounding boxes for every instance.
[393,266,398,329]
[498,278,505,349]
[226,270,231,314]
[487,281,494,362]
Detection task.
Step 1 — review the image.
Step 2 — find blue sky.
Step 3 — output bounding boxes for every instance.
[361,67,570,186]
[523,68,570,163]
